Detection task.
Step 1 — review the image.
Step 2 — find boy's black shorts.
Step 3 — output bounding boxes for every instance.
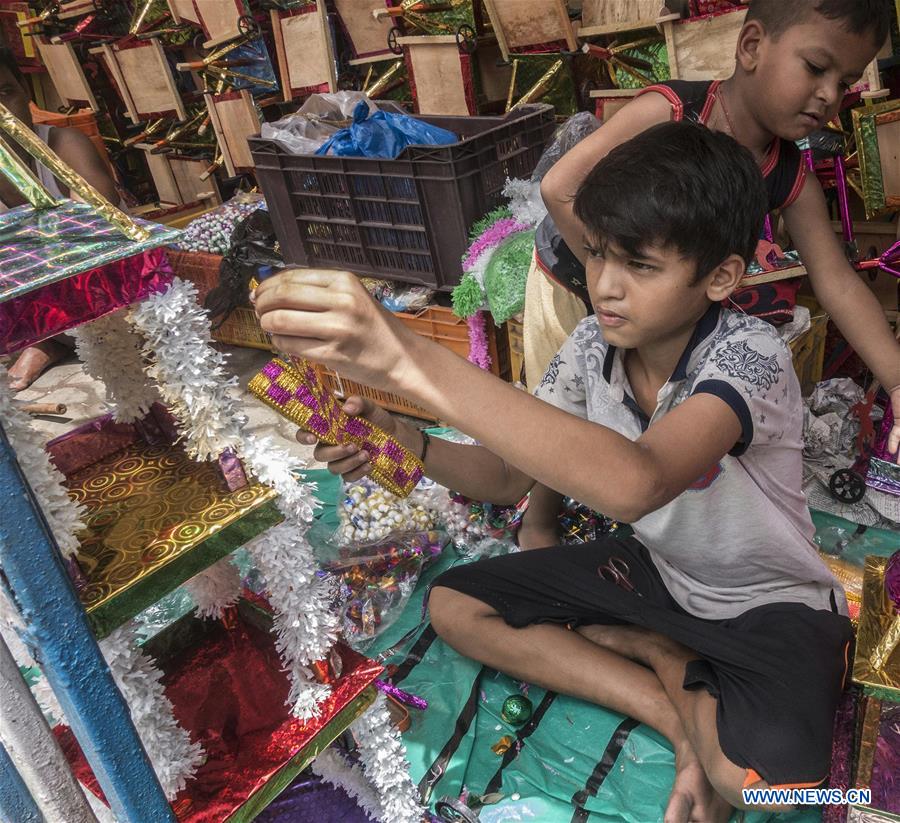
[432,536,853,790]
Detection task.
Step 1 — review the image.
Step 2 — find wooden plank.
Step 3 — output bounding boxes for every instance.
[113,40,187,121]
[349,52,399,66]
[272,4,335,101]
[195,0,244,47]
[204,91,234,176]
[664,7,746,81]
[315,0,338,93]
[404,39,471,116]
[591,88,640,122]
[269,8,291,103]
[483,0,576,56]
[34,40,98,110]
[167,0,200,25]
[144,149,182,204]
[482,0,511,61]
[206,90,260,173]
[170,156,221,204]
[477,43,513,104]
[740,263,807,287]
[92,44,139,122]
[396,34,457,45]
[332,0,393,62]
[580,0,665,36]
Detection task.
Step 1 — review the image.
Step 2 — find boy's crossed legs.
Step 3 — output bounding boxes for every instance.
[429,539,851,822]
[430,586,738,822]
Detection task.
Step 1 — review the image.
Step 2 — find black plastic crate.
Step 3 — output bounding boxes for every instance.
[249,104,555,291]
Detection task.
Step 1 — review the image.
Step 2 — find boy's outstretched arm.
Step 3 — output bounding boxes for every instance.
[540,94,672,265]
[255,271,741,523]
[783,175,900,457]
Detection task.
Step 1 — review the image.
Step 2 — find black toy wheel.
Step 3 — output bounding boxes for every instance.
[237,14,258,37]
[456,23,477,53]
[387,26,403,55]
[829,468,866,503]
[436,797,480,823]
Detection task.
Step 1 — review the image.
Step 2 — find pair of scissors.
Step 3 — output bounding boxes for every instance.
[597,556,640,596]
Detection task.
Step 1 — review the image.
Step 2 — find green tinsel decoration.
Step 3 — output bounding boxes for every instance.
[451,273,485,319]
[484,230,536,324]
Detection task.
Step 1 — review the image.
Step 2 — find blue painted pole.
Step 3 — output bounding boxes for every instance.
[0,424,175,823]
[0,742,42,823]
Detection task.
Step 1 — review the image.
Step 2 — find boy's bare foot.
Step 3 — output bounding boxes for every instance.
[667,745,733,823]
[7,340,70,391]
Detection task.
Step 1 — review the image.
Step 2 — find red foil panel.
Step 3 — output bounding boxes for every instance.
[0,247,174,356]
[56,614,382,822]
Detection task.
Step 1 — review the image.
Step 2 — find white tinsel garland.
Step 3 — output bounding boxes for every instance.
[100,624,205,799]
[0,365,86,558]
[72,312,159,423]
[351,693,424,823]
[245,522,336,719]
[127,278,339,716]
[183,558,242,619]
[128,279,243,461]
[311,747,382,821]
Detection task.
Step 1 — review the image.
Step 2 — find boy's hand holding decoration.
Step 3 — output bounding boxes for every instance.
[253,269,419,392]
[249,270,425,498]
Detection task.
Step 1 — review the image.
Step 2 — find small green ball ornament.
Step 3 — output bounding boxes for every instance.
[501,694,533,726]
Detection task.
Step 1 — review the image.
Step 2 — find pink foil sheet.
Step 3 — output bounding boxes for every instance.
[0,247,174,355]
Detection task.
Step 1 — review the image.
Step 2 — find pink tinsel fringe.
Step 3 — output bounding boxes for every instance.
[462,218,530,272]
[466,312,491,371]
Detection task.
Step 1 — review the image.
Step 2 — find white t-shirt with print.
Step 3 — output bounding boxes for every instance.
[534,305,846,620]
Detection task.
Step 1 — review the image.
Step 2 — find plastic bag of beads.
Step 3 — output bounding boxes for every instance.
[336,477,434,545]
[318,530,448,647]
[176,192,265,254]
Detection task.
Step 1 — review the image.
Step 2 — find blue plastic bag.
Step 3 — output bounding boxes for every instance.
[316,100,458,158]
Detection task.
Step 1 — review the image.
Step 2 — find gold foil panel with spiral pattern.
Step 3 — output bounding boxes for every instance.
[66,440,281,637]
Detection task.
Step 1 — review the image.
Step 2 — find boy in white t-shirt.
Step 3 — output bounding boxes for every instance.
[254,122,851,822]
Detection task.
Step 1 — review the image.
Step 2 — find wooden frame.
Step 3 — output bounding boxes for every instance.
[399,35,475,116]
[332,0,395,65]
[142,151,221,207]
[482,0,577,62]
[91,39,187,124]
[660,6,746,81]
[34,39,99,111]
[192,0,248,48]
[589,88,639,123]
[270,2,337,103]
[204,89,261,176]
[852,98,900,219]
[580,0,669,37]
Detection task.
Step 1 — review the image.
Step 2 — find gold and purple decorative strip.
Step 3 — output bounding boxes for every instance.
[248,357,424,499]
